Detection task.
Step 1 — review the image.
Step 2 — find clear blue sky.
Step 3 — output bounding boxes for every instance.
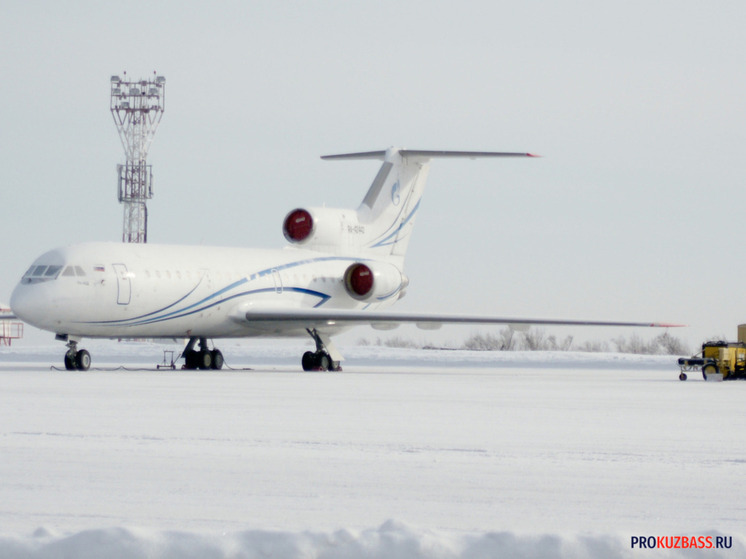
[2,1,745,348]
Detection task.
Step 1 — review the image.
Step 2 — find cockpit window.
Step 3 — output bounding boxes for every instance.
[60,266,88,276]
[22,263,66,283]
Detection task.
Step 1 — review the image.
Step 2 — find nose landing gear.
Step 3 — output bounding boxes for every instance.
[61,338,91,371]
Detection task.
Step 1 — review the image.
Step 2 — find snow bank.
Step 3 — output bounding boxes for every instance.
[3,522,741,559]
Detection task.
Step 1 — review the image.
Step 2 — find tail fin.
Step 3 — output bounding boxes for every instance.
[322,148,536,262]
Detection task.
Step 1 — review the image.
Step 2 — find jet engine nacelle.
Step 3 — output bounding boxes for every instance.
[343,261,406,301]
[283,207,364,252]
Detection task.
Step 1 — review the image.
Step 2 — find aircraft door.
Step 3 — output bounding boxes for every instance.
[271,268,283,294]
[112,263,131,305]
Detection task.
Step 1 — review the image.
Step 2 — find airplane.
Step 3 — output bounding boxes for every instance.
[10,148,676,371]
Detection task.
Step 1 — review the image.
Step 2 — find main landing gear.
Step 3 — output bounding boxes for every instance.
[302,328,343,372]
[55,334,337,372]
[60,338,91,371]
[181,337,224,370]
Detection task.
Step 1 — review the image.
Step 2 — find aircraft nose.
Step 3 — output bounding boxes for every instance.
[10,282,38,325]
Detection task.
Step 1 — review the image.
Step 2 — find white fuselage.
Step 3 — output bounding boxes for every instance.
[10,242,405,339]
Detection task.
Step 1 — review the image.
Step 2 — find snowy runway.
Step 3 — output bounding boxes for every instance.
[1,342,744,557]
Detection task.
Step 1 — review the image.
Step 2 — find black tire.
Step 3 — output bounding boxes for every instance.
[64,351,76,371]
[679,372,687,381]
[198,349,212,370]
[302,351,315,371]
[184,349,199,369]
[75,349,91,371]
[211,349,224,370]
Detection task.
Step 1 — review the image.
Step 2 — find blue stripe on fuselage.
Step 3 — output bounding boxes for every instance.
[79,255,367,327]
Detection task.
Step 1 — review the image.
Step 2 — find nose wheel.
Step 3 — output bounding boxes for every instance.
[63,340,91,371]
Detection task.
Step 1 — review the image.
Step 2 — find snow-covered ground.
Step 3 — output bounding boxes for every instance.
[1,341,744,558]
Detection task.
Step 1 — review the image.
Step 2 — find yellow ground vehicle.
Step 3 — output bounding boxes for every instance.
[678,325,746,381]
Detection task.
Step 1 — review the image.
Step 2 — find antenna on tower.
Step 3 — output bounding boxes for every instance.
[110,72,166,243]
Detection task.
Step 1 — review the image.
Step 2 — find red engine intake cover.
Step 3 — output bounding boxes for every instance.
[283,209,313,242]
[345,263,373,297]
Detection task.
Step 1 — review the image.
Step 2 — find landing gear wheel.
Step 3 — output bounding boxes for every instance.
[198,350,213,370]
[679,372,687,381]
[316,352,331,372]
[64,351,76,371]
[301,351,331,371]
[303,328,343,372]
[182,337,224,371]
[74,349,91,371]
[184,349,199,370]
[302,351,315,371]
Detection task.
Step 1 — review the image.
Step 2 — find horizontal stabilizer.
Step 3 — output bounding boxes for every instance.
[321,150,387,160]
[321,149,538,161]
[399,150,539,159]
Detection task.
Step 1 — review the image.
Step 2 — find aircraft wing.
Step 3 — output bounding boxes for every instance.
[245,308,681,332]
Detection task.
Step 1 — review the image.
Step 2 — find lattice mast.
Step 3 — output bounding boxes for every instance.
[110,72,166,243]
